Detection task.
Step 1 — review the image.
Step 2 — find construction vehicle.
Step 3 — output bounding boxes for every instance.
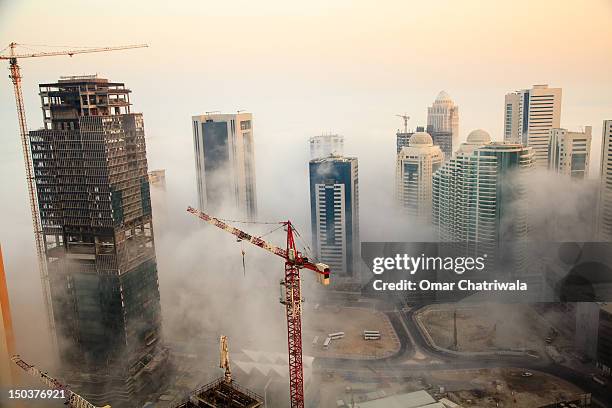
[11,355,110,408]
[0,42,148,353]
[186,206,330,408]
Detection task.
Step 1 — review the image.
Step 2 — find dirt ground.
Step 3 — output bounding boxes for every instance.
[419,303,564,353]
[302,306,400,359]
[315,367,584,408]
[429,368,585,407]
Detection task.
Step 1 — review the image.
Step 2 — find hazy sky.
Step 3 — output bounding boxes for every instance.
[1,0,611,363]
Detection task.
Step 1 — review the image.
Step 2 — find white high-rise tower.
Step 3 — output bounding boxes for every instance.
[598,120,612,240]
[548,127,592,179]
[396,132,444,221]
[504,84,562,166]
[192,112,257,219]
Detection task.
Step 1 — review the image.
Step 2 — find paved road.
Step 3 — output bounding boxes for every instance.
[315,304,612,407]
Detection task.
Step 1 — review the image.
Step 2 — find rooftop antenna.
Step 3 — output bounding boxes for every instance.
[396,114,410,134]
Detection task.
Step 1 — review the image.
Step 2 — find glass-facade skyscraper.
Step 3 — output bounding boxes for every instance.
[309,156,359,277]
[433,130,534,267]
[192,112,257,220]
[29,75,168,406]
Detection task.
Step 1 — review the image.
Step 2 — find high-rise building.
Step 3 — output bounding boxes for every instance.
[504,84,562,166]
[433,130,534,264]
[395,132,444,221]
[29,75,168,405]
[548,127,592,179]
[192,112,257,220]
[0,245,16,386]
[427,91,459,159]
[396,126,425,154]
[575,303,612,377]
[148,169,166,189]
[310,133,344,159]
[598,120,612,240]
[309,156,359,277]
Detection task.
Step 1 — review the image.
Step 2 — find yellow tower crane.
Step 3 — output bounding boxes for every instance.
[219,335,232,384]
[11,355,110,408]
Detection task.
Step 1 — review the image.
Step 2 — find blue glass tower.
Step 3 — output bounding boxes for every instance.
[309,156,359,277]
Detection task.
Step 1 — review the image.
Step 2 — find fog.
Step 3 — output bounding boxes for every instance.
[0,1,611,401]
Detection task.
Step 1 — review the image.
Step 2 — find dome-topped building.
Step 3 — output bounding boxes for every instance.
[457,129,493,155]
[396,132,444,221]
[409,131,434,147]
[466,129,492,144]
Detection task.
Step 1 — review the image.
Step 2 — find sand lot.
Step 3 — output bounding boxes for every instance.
[303,306,400,359]
[419,303,557,353]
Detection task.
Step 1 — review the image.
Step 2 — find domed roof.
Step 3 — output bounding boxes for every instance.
[409,131,433,147]
[466,129,491,144]
[435,90,452,102]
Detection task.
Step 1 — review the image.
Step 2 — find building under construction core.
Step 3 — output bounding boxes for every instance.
[174,378,263,408]
[29,75,168,406]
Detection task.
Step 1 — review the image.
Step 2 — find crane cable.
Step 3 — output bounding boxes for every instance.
[237,223,286,276]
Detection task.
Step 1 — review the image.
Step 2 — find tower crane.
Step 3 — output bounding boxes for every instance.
[219,335,232,384]
[0,42,148,353]
[11,355,110,408]
[396,113,410,134]
[186,206,330,408]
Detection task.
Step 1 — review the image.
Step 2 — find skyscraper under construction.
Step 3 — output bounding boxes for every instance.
[29,75,168,405]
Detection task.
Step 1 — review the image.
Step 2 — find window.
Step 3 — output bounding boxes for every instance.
[240,120,251,130]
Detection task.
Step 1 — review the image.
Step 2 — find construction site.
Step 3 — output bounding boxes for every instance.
[417,303,572,355]
[303,305,399,359]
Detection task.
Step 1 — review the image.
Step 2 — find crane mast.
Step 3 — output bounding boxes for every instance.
[11,355,110,408]
[1,42,148,357]
[396,113,410,134]
[219,335,232,384]
[6,44,56,353]
[187,207,330,408]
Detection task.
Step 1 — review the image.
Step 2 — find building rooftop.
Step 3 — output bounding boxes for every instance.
[435,90,452,103]
[409,131,434,147]
[310,154,357,163]
[173,378,263,408]
[466,129,491,144]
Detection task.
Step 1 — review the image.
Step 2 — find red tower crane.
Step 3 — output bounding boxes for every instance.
[186,206,330,408]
